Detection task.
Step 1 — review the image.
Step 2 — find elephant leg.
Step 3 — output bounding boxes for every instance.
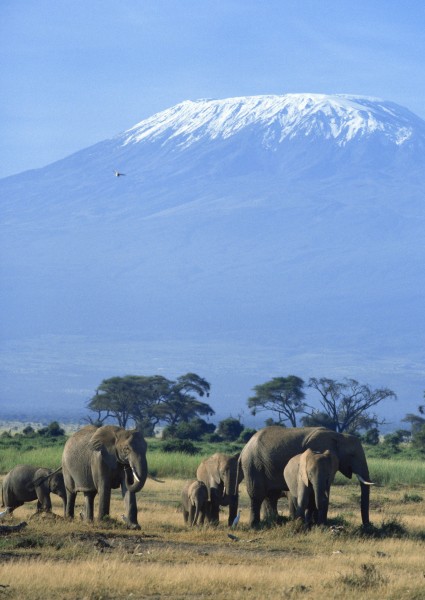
[183,508,189,524]
[189,505,196,526]
[84,492,96,521]
[263,490,281,522]
[61,497,67,518]
[208,499,220,525]
[227,495,238,527]
[66,490,76,519]
[122,488,140,529]
[97,479,111,520]
[249,495,263,528]
[287,494,297,520]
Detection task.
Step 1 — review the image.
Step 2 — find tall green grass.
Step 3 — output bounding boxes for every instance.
[0,444,63,474]
[368,458,425,486]
[1,438,424,486]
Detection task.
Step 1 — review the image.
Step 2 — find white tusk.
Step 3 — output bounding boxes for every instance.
[355,474,375,486]
[132,468,141,483]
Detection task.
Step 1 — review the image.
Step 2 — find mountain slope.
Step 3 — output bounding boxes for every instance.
[0,94,424,421]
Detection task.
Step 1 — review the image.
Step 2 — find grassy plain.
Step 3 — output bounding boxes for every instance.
[1,470,425,599]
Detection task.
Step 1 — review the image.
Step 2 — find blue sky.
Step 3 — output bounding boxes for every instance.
[1,0,424,179]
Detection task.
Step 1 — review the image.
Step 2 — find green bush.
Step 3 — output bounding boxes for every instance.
[161,439,198,455]
[238,428,256,443]
[216,418,244,441]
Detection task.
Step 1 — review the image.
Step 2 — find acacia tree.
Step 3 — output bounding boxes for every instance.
[307,377,396,434]
[247,376,306,427]
[155,373,214,426]
[87,373,213,434]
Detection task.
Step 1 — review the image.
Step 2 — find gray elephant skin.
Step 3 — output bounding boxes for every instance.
[181,479,209,526]
[196,452,243,526]
[1,464,66,515]
[240,426,374,528]
[284,448,339,525]
[62,425,147,528]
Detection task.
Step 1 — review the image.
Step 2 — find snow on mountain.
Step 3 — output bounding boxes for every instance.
[122,94,425,148]
[0,93,424,422]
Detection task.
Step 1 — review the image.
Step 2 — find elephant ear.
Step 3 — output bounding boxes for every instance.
[32,466,62,489]
[299,450,311,488]
[329,451,340,478]
[205,456,222,486]
[89,426,119,470]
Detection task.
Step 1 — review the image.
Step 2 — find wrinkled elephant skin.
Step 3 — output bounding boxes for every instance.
[196,452,243,526]
[284,448,339,525]
[240,426,373,528]
[62,425,148,528]
[1,464,66,516]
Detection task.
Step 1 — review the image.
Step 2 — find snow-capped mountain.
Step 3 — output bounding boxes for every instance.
[1,94,424,422]
[122,94,425,148]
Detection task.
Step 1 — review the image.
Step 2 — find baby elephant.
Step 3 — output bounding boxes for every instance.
[1,464,66,516]
[284,449,339,526]
[181,479,209,526]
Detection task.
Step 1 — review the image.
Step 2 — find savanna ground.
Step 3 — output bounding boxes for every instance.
[1,464,425,600]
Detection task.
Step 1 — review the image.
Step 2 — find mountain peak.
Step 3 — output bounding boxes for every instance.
[120,93,425,150]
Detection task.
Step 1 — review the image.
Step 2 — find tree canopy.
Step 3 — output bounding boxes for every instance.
[307,377,397,434]
[87,373,213,435]
[247,376,306,427]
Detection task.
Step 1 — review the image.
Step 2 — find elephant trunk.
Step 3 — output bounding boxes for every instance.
[354,472,373,526]
[125,454,148,493]
[312,481,329,526]
[360,482,370,526]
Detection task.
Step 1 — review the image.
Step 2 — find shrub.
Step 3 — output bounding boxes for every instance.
[37,421,65,437]
[411,423,425,453]
[216,418,244,441]
[238,428,256,443]
[161,439,198,455]
[162,418,215,441]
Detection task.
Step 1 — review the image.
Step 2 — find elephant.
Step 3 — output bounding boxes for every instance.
[1,464,66,516]
[196,452,243,526]
[239,426,374,528]
[181,479,209,526]
[283,448,339,526]
[62,425,148,529]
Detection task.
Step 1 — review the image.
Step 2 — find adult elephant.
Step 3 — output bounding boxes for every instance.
[240,426,374,528]
[1,465,66,516]
[196,452,243,526]
[62,425,147,529]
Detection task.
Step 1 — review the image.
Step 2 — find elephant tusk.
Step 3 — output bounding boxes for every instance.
[132,468,141,483]
[355,474,375,486]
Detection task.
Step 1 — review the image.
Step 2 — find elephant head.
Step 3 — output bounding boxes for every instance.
[32,467,66,502]
[89,425,148,493]
[299,448,339,489]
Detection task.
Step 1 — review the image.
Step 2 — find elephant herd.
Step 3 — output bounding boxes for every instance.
[1,425,374,530]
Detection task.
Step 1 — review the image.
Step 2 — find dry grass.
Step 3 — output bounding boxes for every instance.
[0,478,424,599]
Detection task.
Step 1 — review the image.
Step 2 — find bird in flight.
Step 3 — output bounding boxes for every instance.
[114,170,126,177]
